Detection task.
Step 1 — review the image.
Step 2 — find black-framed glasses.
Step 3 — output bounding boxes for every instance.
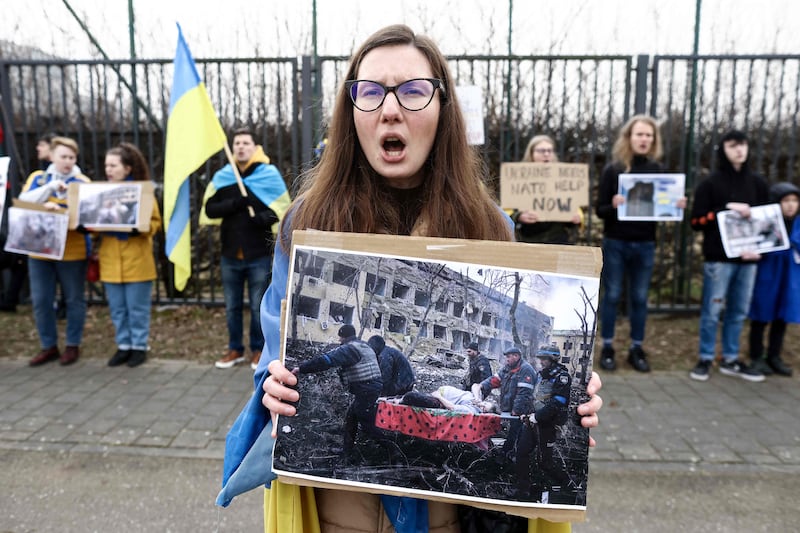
[344,78,445,112]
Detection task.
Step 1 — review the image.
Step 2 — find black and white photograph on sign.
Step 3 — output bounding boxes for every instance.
[718,203,790,258]
[617,173,685,221]
[77,182,141,229]
[3,207,68,260]
[272,245,599,511]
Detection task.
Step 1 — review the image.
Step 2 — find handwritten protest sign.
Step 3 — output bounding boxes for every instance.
[456,85,485,145]
[499,162,589,222]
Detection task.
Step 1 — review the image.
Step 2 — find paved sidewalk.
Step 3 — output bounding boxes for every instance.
[1,357,799,472]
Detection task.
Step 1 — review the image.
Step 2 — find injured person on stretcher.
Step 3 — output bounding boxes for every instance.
[375,385,505,450]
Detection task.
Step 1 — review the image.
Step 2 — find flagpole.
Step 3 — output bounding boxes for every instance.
[222,143,256,218]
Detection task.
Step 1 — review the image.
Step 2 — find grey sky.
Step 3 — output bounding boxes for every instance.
[7,0,800,60]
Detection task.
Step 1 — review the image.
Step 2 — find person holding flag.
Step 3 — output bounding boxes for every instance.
[201,128,290,370]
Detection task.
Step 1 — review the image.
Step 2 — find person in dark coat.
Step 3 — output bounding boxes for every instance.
[475,346,536,455]
[689,130,769,383]
[367,335,415,397]
[515,345,572,504]
[462,341,492,390]
[747,181,800,376]
[292,324,383,454]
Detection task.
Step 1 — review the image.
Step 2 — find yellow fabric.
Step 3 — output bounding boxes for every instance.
[263,482,571,532]
[530,518,571,533]
[264,481,321,533]
[97,199,162,283]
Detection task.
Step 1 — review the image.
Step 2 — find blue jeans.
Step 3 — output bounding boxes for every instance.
[104,281,153,350]
[221,255,270,352]
[599,238,655,342]
[698,261,757,362]
[28,258,87,348]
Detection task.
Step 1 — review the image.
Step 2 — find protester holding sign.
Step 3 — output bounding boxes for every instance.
[688,130,769,383]
[95,143,162,368]
[596,115,686,373]
[18,136,91,366]
[219,24,603,533]
[511,135,582,244]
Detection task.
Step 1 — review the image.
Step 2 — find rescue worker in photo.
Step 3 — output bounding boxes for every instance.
[462,341,492,390]
[474,346,536,456]
[515,344,572,504]
[367,334,416,397]
[291,324,382,457]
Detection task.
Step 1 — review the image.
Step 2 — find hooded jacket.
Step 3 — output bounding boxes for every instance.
[690,141,769,262]
[748,182,800,323]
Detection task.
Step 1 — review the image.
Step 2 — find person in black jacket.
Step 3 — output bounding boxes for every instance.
[595,115,686,373]
[204,128,290,370]
[514,345,572,504]
[689,130,769,383]
[292,324,383,455]
[367,335,415,397]
[462,341,492,390]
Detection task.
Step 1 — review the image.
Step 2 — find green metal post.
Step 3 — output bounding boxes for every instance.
[128,0,139,144]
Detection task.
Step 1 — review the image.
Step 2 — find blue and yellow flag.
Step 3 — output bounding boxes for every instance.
[164,24,226,291]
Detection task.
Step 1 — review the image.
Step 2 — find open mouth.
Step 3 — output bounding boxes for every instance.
[383,137,406,157]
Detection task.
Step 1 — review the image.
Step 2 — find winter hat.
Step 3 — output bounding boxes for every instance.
[467,342,479,351]
[769,181,800,203]
[338,324,356,338]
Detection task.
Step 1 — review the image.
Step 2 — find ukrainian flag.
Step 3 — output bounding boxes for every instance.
[164,24,226,292]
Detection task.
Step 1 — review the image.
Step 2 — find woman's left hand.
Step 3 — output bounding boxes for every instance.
[578,371,603,447]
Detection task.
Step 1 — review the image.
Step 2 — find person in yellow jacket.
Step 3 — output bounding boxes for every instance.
[19,136,91,366]
[95,143,162,368]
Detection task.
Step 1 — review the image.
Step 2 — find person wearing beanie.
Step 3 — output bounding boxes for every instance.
[290,323,382,456]
[462,340,492,390]
[747,181,800,376]
[367,335,416,397]
[689,129,770,382]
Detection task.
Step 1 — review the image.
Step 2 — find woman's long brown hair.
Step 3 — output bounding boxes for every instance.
[281,24,512,252]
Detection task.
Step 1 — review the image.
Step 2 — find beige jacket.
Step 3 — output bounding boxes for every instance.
[315,489,459,533]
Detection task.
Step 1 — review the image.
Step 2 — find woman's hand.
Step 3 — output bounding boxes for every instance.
[43,201,61,211]
[578,371,603,447]
[518,211,539,224]
[611,194,625,208]
[676,196,688,210]
[263,359,300,438]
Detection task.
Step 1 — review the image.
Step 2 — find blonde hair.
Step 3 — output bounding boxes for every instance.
[50,136,79,156]
[611,115,662,172]
[282,25,512,251]
[522,135,559,162]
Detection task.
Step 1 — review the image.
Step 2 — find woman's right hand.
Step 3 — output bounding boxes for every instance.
[263,359,300,438]
[518,211,539,224]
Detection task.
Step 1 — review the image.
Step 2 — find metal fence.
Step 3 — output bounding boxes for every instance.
[1,53,798,310]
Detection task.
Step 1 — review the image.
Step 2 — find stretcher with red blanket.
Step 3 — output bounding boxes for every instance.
[374,399,506,450]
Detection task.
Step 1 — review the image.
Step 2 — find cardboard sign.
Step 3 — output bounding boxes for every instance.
[499,163,589,221]
[5,200,69,260]
[67,181,154,232]
[273,230,603,523]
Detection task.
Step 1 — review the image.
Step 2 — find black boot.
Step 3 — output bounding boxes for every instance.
[767,356,793,376]
[599,345,616,371]
[108,349,132,367]
[749,357,773,376]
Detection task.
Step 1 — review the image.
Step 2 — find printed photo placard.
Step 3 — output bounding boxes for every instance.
[617,173,685,221]
[273,230,603,523]
[718,203,790,258]
[67,181,154,232]
[4,201,68,260]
